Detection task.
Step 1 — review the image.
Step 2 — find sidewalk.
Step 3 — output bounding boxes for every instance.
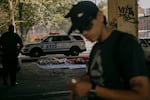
[0,62,87,100]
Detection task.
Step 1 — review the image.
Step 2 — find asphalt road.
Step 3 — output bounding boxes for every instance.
[0,14,94,100]
[0,43,149,100]
[0,57,88,100]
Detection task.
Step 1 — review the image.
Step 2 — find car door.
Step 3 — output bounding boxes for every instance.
[42,36,57,52]
[55,36,72,51]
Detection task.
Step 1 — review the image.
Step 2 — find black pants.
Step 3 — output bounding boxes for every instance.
[2,57,18,85]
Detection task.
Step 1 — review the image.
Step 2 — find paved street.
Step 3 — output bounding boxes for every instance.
[0,41,93,100]
[0,60,87,100]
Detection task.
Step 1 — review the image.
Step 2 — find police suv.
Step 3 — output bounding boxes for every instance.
[21,34,86,57]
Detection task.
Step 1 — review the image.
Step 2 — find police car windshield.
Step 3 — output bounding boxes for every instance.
[41,36,48,42]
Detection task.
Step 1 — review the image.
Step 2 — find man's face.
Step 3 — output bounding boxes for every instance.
[81,17,103,42]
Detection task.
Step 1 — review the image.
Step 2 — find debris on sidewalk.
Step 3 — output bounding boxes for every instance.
[34,56,89,69]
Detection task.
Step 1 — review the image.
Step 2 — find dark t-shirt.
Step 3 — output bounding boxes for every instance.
[88,30,149,100]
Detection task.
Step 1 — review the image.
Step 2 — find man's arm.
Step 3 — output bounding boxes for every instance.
[73,76,150,100]
[18,41,23,50]
[94,76,150,100]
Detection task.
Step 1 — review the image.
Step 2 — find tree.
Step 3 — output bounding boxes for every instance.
[0,0,19,33]
[39,0,79,33]
[8,0,18,26]
[0,0,9,33]
[0,0,79,40]
[16,0,79,39]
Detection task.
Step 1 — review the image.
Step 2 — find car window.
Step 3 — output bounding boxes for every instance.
[43,36,53,42]
[41,36,47,41]
[52,36,61,41]
[72,35,83,40]
[61,36,70,41]
[139,39,150,47]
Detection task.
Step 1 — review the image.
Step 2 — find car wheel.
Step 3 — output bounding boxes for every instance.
[70,47,80,56]
[30,48,42,57]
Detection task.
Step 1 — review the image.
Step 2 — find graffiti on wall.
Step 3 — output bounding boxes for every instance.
[109,18,117,29]
[118,5,137,23]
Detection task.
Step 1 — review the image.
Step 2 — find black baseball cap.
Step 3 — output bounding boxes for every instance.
[65,1,99,34]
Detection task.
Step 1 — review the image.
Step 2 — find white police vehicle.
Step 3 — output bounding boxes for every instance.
[21,34,86,57]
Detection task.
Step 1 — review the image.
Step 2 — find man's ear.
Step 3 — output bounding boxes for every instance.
[97,11,104,23]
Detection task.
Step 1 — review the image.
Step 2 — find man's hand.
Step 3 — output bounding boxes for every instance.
[73,81,92,97]
[67,78,92,97]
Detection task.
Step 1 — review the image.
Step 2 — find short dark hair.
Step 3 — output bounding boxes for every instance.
[103,16,107,26]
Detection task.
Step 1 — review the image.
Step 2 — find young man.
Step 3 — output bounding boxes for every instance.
[65,1,150,100]
[0,24,23,86]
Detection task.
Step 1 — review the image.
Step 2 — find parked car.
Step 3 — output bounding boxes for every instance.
[139,39,150,47]
[21,34,86,57]
[138,39,150,61]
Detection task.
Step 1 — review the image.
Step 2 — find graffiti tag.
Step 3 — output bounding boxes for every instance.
[118,5,137,23]
[109,18,117,29]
